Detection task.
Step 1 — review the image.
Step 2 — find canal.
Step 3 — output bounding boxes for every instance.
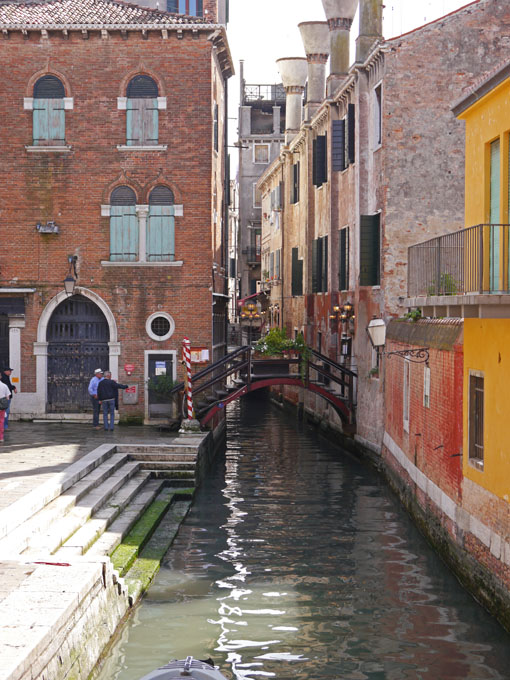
[99,396,510,680]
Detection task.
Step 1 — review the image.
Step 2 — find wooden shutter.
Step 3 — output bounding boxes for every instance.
[110,206,138,262]
[322,133,328,184]
[360,214,380,286]
[347,103,355,164]
[339,227,349,290]
[312,239,318,292]
[276,249,281,278]
[321,236,328,292]
[469,374,484,463]
[332,119,345,172]
[33,99,64,145]
[269,251,275,279]
[126,99,142,146]
[315,135,327,187]
[213,103,219,152]
[312,139,318,187]
[490,138,501,290]
[148,205,175,262]
[142,99,159,145]
[292,248,299,295]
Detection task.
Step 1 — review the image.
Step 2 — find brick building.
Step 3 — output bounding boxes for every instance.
[0,0,233,423]
[258,0,510,445]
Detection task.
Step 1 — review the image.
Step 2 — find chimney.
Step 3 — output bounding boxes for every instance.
[321,0,359,96]
[298,22,330,121]
[276,58,308,144]
[356,0,383,63]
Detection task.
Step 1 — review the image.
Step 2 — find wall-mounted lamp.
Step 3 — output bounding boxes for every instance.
[330,301,355,325]
[64,255,78,295]
[366,317,429,364]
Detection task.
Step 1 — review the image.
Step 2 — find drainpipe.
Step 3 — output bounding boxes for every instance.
[321,0,359,96]
[276,58,308,146]
[298,22,330,122]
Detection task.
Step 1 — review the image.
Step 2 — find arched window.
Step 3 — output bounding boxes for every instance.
[167,0,203,16]
[110,186,138,262]
[148,186,175,262]
[33,75,66,146]
[126,75,159,146]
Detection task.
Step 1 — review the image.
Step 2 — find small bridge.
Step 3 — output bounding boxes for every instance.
[171,346,357,430]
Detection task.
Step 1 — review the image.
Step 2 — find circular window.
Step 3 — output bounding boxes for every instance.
[146,312,175,342]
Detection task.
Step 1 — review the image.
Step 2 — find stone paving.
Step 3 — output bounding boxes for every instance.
[0,421,178,512]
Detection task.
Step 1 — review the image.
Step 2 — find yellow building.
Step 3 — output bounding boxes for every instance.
[452,62,510,500]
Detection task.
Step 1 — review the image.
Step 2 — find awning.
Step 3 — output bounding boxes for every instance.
[0,297,25,315]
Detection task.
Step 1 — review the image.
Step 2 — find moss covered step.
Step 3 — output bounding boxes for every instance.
[124,499,192,604]
[110,487,192,578]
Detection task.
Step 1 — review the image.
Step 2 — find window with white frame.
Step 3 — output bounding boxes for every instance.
[253,143,270,164]
[167,0,203,15]
[146,312,175,341]
[105,185,180,264]
[423,365,431,408]
[403,359,410,432]
[253,183,262,208]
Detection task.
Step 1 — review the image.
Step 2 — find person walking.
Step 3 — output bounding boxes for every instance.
[1,367,17,430]
[0,379,10,442]
[97,371,128,431]
[88,368,104,429]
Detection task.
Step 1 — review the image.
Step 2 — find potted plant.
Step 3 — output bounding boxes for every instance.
[253,328,310,380]
[147,374,178,419]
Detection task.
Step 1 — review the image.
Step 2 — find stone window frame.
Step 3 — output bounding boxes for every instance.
[145,312,175,342]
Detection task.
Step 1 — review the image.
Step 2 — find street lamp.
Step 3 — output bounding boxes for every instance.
[64,255,78,295]
[329,301,355,325]
[241,303,261,346]
[366,317,429,363]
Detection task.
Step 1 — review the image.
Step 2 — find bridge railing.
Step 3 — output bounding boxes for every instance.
[308,349,357,407]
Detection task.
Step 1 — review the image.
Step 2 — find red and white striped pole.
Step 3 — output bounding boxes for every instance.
[182,337,194,420]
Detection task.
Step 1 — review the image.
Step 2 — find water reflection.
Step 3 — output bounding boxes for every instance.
[98,397,510,680]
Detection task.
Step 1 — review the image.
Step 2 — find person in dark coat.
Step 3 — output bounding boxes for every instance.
[1,367,16,430]
[97,371,128,431]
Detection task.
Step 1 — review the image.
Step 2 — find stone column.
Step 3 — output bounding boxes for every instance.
[276,58,308,145]
[298,22,330,121]
[136,205,149,262]
[8,315,25,392]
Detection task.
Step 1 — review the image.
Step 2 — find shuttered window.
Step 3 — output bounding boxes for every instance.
[110,186,138,262]
[275,249,281,279]
[468,374,484,466]
[291,247,303,296]
[213,103,219,152]
[313,135,327,187]
[33,76,65,146]
[167,0,203,15]
[374,85,382,146]
[291,162,300,203]
[360,214,380,286]
[312,236,328,293]
[332,119,345,172]
[269,251,275,279]
[490,138,501,291]
[148,186,175,262]
[347,103,355,165]
[338,227,349,291]
[126,76,159,146]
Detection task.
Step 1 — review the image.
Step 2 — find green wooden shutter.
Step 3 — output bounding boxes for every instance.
[360,214,380,286]
[312,139,318,187]
[148,205,175,262]
[332,119,345,171]
[339,227,349,290]
[213,103,219,152]
[33,99,49,145]
[312,239,318,292]
[292,247,299,295]
[347,103,355,164]
[110,206,138,261]
[126,99,142,146]
[48,99,65,143]
[315,135,327,187]
[321,235,328,292]
[142,98,159,145]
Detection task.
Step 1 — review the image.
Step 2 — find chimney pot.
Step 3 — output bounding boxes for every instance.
[277,57,308,143]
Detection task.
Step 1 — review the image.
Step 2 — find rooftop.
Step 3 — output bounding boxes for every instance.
[0,0,215,28]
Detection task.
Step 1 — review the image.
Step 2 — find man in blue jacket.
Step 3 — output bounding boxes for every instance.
[87,368,103,429]
[97,371,128,431]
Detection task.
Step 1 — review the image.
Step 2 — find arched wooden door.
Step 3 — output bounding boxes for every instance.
[47,295,110,412]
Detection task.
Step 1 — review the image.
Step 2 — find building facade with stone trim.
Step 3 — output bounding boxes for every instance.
[0,0,233,422]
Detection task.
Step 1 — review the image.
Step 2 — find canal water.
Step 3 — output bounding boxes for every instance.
[99,397,510,680]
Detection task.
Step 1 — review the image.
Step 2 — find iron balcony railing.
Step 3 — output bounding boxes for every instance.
[242,247,261,263]
[243,83,286,104]
[408,224,510,297]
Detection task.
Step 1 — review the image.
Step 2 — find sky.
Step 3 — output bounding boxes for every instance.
[226,0,472,154]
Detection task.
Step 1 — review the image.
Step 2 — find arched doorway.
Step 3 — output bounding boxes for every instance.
[46,295,110,412]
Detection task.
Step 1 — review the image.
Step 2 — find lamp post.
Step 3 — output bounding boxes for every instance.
[330,302,355,361]
[241,303,261,346]
[64,255,78,295]
[366,317,429,363]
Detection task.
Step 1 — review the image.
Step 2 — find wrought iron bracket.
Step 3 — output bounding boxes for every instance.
[385,347,430,364]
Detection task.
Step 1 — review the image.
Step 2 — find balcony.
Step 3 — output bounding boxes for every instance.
[406,224,510,317]
[242,247,261,265]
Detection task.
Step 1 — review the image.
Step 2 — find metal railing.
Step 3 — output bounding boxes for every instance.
[242,247,261,263]
[243,84,285,104]
[408,224,510,297]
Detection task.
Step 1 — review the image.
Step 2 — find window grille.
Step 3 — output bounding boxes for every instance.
[151,316,171,337]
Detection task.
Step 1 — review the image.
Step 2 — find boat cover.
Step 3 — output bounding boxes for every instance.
[138,657,228,680]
